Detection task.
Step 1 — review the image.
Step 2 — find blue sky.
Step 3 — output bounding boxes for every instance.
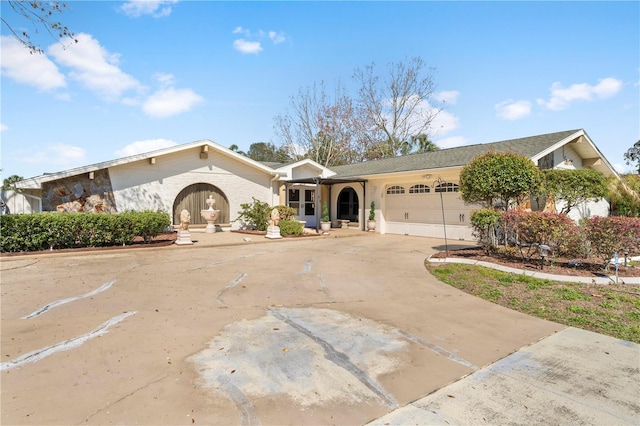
[1,1,638,180]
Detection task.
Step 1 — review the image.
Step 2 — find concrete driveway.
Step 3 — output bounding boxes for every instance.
[1,233,635,425]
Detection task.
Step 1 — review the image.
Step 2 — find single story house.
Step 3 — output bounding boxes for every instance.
[5,129,619,240]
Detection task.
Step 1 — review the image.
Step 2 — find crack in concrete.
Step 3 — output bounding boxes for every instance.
[80,374,170,425]
[22,280,116,319]
[399,330,478,370]
[298,257,315,274]
[216,273,248,306]
[318,274,333,301]
[1,311,137,371]
[268,309,398,408]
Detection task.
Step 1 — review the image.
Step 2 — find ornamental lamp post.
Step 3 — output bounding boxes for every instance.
[539,244,550,270]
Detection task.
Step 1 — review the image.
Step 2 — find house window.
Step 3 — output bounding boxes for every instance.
[538,152,554,170]
[409,184,430,194]
[386,185,405,195]
[434,182,459,193]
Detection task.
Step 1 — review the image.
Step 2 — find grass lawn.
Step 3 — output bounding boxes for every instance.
[425,262,640,344]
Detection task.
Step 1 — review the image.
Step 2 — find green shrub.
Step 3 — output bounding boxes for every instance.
[279,219,303,236]
[501,210,582,260]
[0,210,170,252]
[131,210,171,242]
[322,202,330,222]
[583,216,640,269]
[235,197,272,231]
[274,205,297,221]
[470,208,502,252]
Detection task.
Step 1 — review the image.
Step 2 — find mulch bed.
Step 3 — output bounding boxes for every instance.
[433,247,639,278]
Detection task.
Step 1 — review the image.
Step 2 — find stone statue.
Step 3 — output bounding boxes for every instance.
[266,208,282,239]
[270,208,280,226]
[176,209,194,245]
[180,209,191,231]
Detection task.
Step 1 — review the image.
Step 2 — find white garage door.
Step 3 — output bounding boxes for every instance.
[384,183,476,240]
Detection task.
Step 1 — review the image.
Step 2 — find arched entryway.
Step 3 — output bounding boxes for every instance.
[337,187,359,222]
[173,183,229,225]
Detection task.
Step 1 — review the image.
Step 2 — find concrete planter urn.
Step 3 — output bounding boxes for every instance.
[200,195,220,234]
[320,221,331,234]
[367,201,376,232]
[367,220,376,232]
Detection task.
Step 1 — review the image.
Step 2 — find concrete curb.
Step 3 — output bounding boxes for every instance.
[427,256,640,285]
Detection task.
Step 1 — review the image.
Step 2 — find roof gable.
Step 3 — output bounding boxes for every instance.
[331,129,618,178]
[16,139,277,189]
[274,158,336,180]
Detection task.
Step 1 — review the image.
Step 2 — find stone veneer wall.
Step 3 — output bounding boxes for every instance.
[42,169,117,213]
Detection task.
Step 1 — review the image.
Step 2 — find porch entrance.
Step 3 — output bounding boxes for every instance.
[337,187,359,222]
[173,183,229,225]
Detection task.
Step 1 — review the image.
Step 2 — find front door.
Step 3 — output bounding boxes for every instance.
[288,188,316,227]
[337,187,359,222]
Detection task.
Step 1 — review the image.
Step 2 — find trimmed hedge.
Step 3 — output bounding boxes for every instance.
[0,210,170,253]
[279,219,303,236]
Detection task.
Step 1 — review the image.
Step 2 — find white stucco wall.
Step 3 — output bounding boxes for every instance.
[0,190,40,214]
[108,147,277,224]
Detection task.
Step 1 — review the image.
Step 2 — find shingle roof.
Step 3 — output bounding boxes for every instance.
[330,129,581,178]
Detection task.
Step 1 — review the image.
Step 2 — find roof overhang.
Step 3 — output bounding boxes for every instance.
[16,139,279,190]
[285,177,367,185]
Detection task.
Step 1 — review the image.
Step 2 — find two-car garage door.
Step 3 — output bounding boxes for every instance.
[384,183,476,240]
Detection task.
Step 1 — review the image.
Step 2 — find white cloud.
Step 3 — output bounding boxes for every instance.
[232,26,250,36]
[154,72,176,87]
[143,87,203,117]
[268,31,286,44]
[119,0,178,18]
[434,90,460,105]
[434,136,470,149]
[429,108,460,136]
[495,99,532,120]
[1,123,8,132]
[0,36,66,92]
[48,33,143,101]
[233,39,263,54]
[115,138,177,157]
[22,144,87,167]
[232,27,286,53]
[537,77,623,111]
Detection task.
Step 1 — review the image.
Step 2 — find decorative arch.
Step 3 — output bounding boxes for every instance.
[337,187,359,222]
[173,183,229,225]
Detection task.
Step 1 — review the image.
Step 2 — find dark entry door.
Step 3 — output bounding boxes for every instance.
[337,187,359,222]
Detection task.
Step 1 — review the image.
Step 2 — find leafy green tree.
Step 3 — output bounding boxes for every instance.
[1,1,77,54]
[411,133,439,153]
[246,142,292,163]
[541,169,608,215]
[229,144,246,156]
[2,174,24,190]
[459,151,541,210]
[624,140,640,173]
